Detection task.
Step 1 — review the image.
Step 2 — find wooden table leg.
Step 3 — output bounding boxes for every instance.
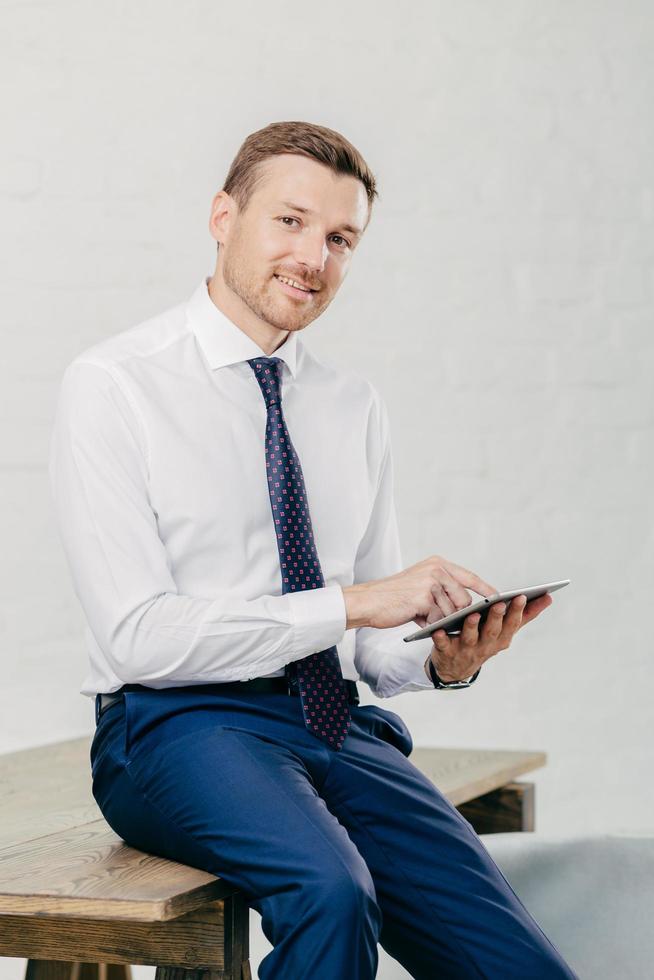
[153,892,250,980]
[25,966,132,980]
[21,891,250,980]
[457,780,535,833]
[154,971,224,980]
[154,962,250,980]
[224,891,250,980]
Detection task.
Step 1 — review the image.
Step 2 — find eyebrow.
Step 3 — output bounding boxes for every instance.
[279,200,363,239]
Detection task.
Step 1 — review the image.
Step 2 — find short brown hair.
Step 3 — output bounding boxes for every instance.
[218,120,379,247]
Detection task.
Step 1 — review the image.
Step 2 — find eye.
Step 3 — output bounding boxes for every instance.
[329,235,350,249]
[277,217,350,249]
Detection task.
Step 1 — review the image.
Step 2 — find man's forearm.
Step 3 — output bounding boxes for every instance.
[344,585,447,684]
[341,585,372,629]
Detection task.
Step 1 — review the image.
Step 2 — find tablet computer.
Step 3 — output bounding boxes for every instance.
[402,579,570,643]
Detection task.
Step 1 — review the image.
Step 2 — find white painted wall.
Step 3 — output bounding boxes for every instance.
[2,2,652,978]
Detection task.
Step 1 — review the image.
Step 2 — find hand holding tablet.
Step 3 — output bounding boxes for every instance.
[403,579,570,643]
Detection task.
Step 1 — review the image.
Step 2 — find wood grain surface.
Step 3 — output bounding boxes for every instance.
[0,735,546,922]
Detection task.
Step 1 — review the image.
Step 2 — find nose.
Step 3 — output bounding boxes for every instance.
[292,232,329,275]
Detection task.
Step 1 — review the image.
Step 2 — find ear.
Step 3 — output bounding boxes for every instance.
[208,190,236,247]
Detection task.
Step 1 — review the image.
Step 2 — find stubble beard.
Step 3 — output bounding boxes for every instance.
[222,248,327,334]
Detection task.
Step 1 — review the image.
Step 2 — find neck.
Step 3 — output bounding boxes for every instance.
[207,272,290,356]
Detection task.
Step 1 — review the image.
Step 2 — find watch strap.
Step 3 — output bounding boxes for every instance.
[428,658,481,690]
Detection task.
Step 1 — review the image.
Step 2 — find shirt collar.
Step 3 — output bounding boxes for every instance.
[186,276,298,378]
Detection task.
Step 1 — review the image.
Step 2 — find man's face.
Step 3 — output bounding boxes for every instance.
[210,154,369,335]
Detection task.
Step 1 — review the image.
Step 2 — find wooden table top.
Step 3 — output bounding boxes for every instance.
[0,735,545,922]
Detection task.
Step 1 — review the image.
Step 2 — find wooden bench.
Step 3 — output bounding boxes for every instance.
[0,736,545,980]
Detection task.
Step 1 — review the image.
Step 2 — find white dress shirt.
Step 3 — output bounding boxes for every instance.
[49,276,436,699]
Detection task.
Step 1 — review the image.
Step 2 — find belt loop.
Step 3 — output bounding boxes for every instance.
[94,694,101,725]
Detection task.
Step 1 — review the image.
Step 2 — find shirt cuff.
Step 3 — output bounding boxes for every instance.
[288,584,347,660]
[376,638,438,696]
[401,650,439,691]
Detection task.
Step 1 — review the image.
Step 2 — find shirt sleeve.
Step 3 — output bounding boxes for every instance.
[48,360,347,688]
[352,387,436,697]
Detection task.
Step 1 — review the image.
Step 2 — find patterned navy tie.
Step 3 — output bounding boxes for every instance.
[248,356,351,751]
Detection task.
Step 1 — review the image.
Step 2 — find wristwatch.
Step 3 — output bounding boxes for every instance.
[427,657,481,690]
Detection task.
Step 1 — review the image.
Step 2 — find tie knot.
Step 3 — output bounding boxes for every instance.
[248,357,283,410]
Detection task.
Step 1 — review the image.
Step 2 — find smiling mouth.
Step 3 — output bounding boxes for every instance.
[274,274,318,293]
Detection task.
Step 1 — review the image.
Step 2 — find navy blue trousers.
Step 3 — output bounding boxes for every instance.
[90,684,577,979]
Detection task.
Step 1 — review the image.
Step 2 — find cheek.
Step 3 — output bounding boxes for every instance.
[233,226,280,270]
[260,227,291,259]
[325,265,346,293]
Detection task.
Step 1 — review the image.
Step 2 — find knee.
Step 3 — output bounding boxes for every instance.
[311,861,381,929]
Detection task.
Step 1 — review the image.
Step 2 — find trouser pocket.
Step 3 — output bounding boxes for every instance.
[360,705,414,757]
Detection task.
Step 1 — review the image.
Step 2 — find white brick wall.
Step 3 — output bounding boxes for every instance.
[1,3,652,977]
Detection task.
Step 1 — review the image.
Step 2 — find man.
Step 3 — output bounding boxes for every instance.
[49,120,576,978]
